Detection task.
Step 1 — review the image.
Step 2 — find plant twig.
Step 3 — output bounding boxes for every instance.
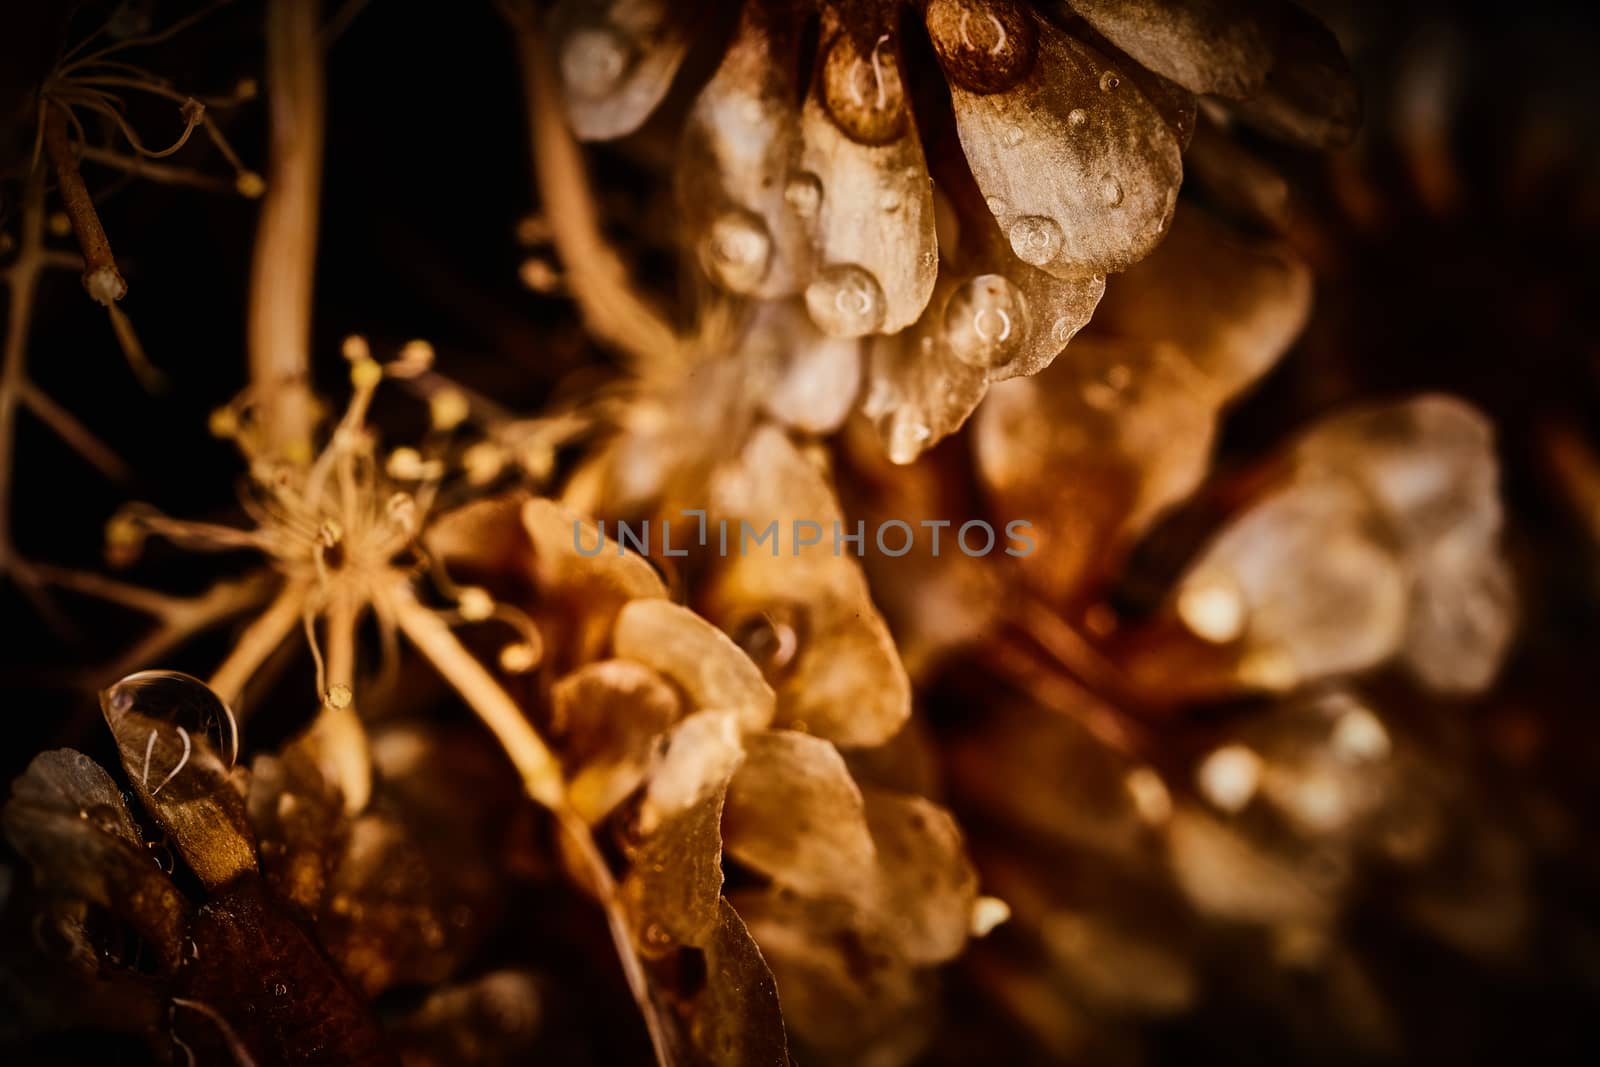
[247,0,324,461]
[41,102,127,306]
[208,577,308,704]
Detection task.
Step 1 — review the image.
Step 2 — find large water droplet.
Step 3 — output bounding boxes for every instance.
[821,31,908,144]
[1099,70,1121,92]
[102,670,239,770]
[924,0,1039,93]
[1004,125,1025,147]
[944,273,1027,369]
[732,602,808,681]
[561,27,634,98]
[1008,215,1063,267]
[1067,107,1088,128]
[806,264,886,337]
[784,171,823,219]
[1099,176,1124,207]
[701,209,772,292]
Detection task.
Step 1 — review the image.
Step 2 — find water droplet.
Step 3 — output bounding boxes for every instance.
[805,264,886,337]
[101,670,239,770]
[821,31,908,144]
[944,273,1027,369]
[1099,176,1124,207]
[701,208,772,292]
[148,839,175,874]
[1051,315,1082,346]
[1067,107,1088,128]
[1008,215,1063,267]
[272,981,290,998]
[642,922,673,948]
[1099,70,1121,92]
[561,27,634,98]
[985,195,1008,216]
[732,603,808,680]
[1004,125,1024,147]
[924,0,1039,93]
[81,804,123,835]
[879,189,903,213]
[784,171,823,219]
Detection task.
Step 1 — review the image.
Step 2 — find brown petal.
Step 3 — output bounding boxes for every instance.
[688,899,790,1067]
[639,709,747,834]
[424,493,531,581]
[1061,0,1279,99]
[385,970,543,1066]
[550,0,701,141]
[679,1,813,298]
[623,782,727,955]
[101,671,257,890]
[552,659,683,823]
[524,497,668,603]
[723,731,878,902]
[1227,2,1361,149]
[247,749,344,915]
[746,299,863,435]
[930,6,1182,276]
[3,749,190,972]
[613,599,776,731]
[862,789,977,964]
[703,426,911,746]
[799,5,938,336]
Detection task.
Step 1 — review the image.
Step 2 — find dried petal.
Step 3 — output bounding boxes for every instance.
[639,709,747,833]
[680,1,812,298]
[525,497,667,603]
[386,970,543,1067]
[3,749,189,972]
[1166,806,1337,926]
[862,789,978,964]
[623,783,726,955]
[932,7,1182,276]
[248,749,344,915]
[1227,2,1361,148]
[1062,0,1279,99]
[723,731,878,902]
[101,671,257,890]
[800,6,937,335]
[553,659,682,822]
[550,0,699,141]
[613,599,776,731]
[746,300,863,435]
[704,426,910,746]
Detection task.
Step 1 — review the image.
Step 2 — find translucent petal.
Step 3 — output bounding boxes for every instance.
[745,300,863,434]
[931,6,1182,276]
[639,709,747,834]
[524,497,667,603]
[679,1,812,298]
[703,426,911,746]
[100,671,257,890]
[3,749,189,971]
[551,659,683,823]
[861,789,978,964]
[1227,2,1361,149]
[799,6,938,336]
[613,599,776,732]
[247,749,344,914]
[1061,0,1279,98]
[723,730,878,902]
[690,899,790,1066]
[1167,806,1337,925]
[623,781,727,955]
[550,0,699,141]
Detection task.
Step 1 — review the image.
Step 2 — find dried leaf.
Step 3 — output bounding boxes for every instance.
[704,426,910,746]
[723,731,878,903]
[554,658,684,823]
[550,0,700,141]
[680,0,813,299]
[101,672,257,890]
[930,3,1182,276]
[3,749,189,972]
[689,899,789,1067]
[1060,0,1279,98]
[799,4,938,336]
[623,783,727,956]
[613,598,776,735]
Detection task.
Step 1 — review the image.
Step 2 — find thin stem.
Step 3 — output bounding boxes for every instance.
[17,380,132,481]
[208,578,308,704]
[0,169,46,589]
[41,102,126,305]
[79,144,236,194]
[509,5,679,368]
[247,0,323,461]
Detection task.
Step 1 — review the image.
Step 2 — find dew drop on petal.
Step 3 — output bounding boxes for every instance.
[701,208,773,292]
[1004,125,1025,146]
[1008,215,1064,267]
[985,195,1008,216]
[102,670,239,770]
[944,273,1027,369]
[821,31,908,145]
[1099,175,1124,207]
[1099,70,1121,92]
[1067,107,1088,128]
[923,0,1039,94]
[561,27,635,99]
[806,263,887,337]
[879,189,903,213]
[1051,315,1082,346]
[784,171,823,219]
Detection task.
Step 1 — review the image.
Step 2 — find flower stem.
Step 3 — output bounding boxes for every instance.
[41,101,127,306]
